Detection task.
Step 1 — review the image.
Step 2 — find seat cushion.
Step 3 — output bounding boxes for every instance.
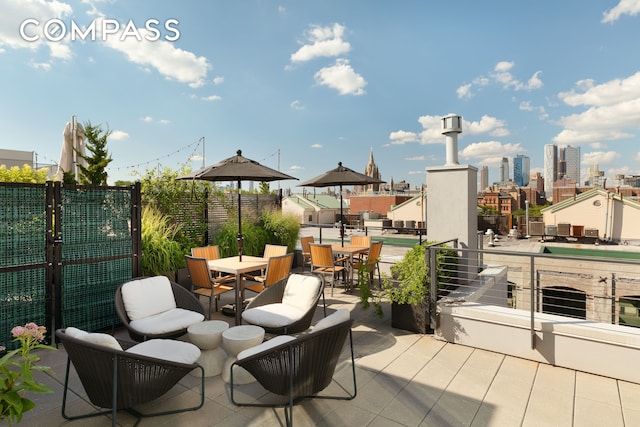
[281,274,321,312]
[127,339,201,365]
[129,308,204,335]
[65,327,123,351]
[237,335,296,360]
[310,308,350,332]
[242,303,307,328]
[121,276,177,321]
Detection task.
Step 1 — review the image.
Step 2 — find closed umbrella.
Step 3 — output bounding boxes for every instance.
[178,150,297,260]
[56,115,87,181]
[299,162,385,246]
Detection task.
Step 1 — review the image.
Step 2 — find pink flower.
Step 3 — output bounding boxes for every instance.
[11,326,25,338]
[0,345,5,352]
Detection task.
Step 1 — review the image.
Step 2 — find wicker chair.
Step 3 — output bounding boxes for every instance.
[56,328,205,427]
[230,313,356,427]
[115,276,206,342]
[241,273,324,334]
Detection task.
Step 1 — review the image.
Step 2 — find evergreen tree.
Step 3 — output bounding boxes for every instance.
[77,121,112,185]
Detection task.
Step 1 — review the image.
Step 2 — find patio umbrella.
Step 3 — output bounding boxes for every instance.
[178,150,297,260]
[56,115,87,181]
[299,162,385,246]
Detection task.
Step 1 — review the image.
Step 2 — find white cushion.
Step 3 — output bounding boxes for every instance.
[241,303,306,328]
[281,274,321,312]
[121,276,177,321]
[237,335,296,360]
[127,339,201,364]
[65,327,123,351]
[129,308,204,335]
[311,308,350,332]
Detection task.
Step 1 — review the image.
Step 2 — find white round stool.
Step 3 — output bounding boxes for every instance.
[221,325,265,384]
[187,320,229,377]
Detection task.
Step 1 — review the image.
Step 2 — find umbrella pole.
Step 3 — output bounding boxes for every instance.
[340,184,344,247]
[237,179,243,261]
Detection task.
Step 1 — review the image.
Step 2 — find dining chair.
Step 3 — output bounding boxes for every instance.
[185,255,235,316]
[350,235,371,262]
[299,236,314,271]
[309,243,349,296]
[244,253,294,295]
[352,240,383,288]
[263,244,288,259]
[191,245,235,282]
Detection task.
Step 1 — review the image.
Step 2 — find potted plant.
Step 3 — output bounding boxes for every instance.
[359,243,456,333]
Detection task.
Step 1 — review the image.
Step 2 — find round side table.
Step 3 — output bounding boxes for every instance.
[187,320,229,377]
[221,325,265,384]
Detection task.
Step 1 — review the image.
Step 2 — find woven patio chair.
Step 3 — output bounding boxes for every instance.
[241,273,325,334]
[230,310,356,427]
[244,252,294,295]
[56,328,205,427]
[115,276,206,342]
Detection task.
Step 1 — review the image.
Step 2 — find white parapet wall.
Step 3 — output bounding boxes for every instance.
[436,273,640,384]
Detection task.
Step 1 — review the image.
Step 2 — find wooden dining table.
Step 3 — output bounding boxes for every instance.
[207,255,268,325]
[330,243,369,291]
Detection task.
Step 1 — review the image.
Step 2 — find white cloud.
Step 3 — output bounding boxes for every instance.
[554,71,640,144]
[158,119,170,125]
[459,141,524,161]
[389,130,418,145]
[311,144,322,148]
[290,165,303,170]
[29,61,51,70]
[459,61,543,98]
[314,58,366,95]
[0,0,73,62]
[109,130,129,140]
[465,115,510,137]
[636,152,640,161]
[602,0,640,23]
[583,150,621,165]
[404,155,425,161]
[142,116,153,123]
[102,20,211,88]
[202,95,222,101]
[290,100,304,110]
[456,83,472,99]
[189,154,204,162]
[212,76,224,85]
[290,23,350,63]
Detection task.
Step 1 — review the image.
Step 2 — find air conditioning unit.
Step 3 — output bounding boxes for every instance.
[585,228,599,238]
[545,225,558,236]
[557,223,571,236]
[529,221,545,236]
[572,225,584,237]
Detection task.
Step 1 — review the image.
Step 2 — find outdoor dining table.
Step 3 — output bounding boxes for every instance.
[207,255,268,325]
[330,243,369,291]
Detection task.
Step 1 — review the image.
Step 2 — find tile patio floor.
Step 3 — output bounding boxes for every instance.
[18,242,640,426]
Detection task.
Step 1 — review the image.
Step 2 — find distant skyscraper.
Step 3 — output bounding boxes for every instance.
[480,165,489,191]
[543,144,557,199]
[513,155,530,187]
[500,157,509,183]
[561,145,580,184]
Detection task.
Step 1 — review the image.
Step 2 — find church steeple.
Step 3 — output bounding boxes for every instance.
[364,147,381,192]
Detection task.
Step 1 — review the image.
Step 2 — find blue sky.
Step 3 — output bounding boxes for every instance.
[1,0,640,189]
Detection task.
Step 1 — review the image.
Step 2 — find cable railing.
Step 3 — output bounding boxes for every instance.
[426,243,640,344]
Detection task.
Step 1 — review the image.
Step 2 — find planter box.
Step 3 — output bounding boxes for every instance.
[391,301,431,334]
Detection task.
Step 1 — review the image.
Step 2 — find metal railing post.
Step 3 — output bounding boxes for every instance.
[530,255,536,350]
[429,246,438,328]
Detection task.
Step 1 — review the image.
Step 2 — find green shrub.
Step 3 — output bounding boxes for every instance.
[261,209,300,252]
[141,205,186,276]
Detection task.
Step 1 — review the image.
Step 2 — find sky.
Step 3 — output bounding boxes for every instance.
[1,0,640,190]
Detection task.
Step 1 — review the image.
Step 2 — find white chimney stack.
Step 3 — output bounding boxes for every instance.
[441,114,462,166]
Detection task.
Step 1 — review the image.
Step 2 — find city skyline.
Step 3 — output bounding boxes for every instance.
[1,1,640,187]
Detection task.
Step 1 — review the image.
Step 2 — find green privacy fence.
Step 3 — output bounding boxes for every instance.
[0,182,141,349]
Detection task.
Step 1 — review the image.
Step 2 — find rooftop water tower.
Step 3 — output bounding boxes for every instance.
[442,114,462,166]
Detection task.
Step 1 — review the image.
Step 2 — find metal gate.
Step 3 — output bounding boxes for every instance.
[0,181,141,349]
